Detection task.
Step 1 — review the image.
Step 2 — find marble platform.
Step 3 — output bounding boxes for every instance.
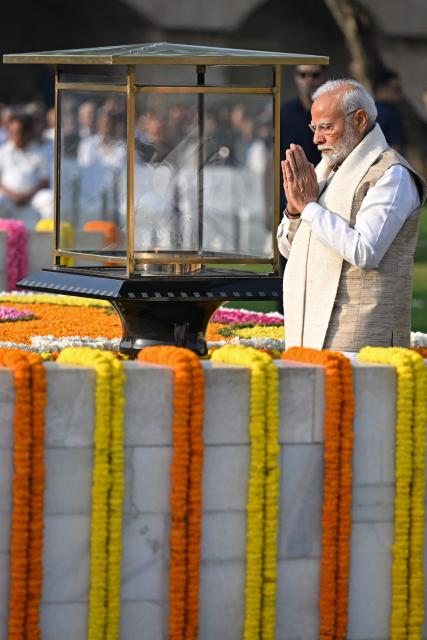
[0,359,425,639]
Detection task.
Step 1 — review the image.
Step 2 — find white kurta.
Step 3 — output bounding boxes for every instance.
[277,163,420,268]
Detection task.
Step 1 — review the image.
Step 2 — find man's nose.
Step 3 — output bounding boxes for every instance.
[313,128,325,144]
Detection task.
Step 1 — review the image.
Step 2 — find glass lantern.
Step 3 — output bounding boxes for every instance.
[4,43,328,354]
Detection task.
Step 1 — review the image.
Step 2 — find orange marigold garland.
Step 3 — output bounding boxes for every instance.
[137,346,205,640]
[0,349,47,640]
[282,347,355,640]
[335,354,355,639]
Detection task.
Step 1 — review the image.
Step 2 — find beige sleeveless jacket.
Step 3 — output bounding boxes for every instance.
[283,124,426,351]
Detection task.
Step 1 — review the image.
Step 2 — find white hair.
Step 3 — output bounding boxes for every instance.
[312,79,377,125]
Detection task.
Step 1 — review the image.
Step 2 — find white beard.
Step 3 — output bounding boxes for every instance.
[318,124,361,167]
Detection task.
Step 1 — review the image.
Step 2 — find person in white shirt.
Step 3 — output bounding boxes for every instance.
[77,106,126,221]
[277,79,426,352]
[0,112,53,228]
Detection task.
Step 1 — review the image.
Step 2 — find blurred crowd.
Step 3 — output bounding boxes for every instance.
[0,96,274,233]
[0,65,420,236]
[0,103,55,228]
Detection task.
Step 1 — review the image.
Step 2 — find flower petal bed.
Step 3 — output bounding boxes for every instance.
[0,292,121,351]
[210,308,283,325]
[0,306,35,323]
[0,294,425,356]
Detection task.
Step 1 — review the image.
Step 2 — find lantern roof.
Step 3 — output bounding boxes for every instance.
[3,42,328,66]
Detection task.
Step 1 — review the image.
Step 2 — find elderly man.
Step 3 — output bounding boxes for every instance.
[277,79,426,352]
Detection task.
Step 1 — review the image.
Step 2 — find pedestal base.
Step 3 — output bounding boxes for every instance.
[111,299,222,356]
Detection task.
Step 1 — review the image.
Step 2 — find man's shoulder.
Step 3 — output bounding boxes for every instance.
[280,98,304,115]
[365,149,425,202]
[377,148,415,175]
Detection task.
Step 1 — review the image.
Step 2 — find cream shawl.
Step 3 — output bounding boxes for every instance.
[283,124,389,349]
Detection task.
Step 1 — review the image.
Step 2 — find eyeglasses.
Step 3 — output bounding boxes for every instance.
[297,71,322,79]
[308,110,358,134]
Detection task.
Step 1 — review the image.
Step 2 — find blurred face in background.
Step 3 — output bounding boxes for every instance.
[96,110,116,141]
[375,78,402,105]
[294,65,325,101]
[9,117,32,149]
[46,108,55,129]
[1,107,13,132]
[78,101,96,132]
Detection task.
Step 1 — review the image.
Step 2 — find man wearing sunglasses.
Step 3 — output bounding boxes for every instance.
[280,65,326,174]
[277,79,426,352]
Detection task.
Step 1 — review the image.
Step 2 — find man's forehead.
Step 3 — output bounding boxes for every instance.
[311,88,348,120]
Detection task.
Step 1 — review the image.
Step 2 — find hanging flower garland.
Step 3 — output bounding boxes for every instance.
[358,347,427,640]
[57,348,126,640]
[211,345,280,640]
[137,346,205,640]
[0,219,28,291]
[282,347,355,640]
[0,349,47,640]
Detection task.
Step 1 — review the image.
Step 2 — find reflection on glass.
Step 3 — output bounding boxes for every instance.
[58,88,274,262]
[134,95,198,252]
[59,91,127,255]
[133,93,274,259]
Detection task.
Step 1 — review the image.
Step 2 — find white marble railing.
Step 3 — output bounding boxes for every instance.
[0,359,424,640]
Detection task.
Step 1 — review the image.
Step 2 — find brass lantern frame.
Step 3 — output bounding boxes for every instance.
[4,43,328,355]
[5,43,329,278]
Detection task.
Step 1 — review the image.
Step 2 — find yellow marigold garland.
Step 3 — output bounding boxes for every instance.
[282,347,355,640]
[210,345,280,640]
[57,348,126,640]
[358,347,427,640]
[0,349,47,640]
[261,359,280,638]
[137,346,205,640]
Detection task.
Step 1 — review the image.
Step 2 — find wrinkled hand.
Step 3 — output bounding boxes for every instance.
[281,143,318,214]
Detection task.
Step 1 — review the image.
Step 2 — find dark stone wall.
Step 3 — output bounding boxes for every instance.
[1,0,348,104]
[0,0,152,103]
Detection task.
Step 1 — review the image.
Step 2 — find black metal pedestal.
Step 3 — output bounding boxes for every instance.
[112,298,222,356]
[17,266,282,356]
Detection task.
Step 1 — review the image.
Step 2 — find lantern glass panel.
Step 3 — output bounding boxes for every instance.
[58,90,127,256]
[134,92,274,260]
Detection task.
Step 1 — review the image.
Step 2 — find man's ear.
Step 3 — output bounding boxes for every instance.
[354,109,369,133]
